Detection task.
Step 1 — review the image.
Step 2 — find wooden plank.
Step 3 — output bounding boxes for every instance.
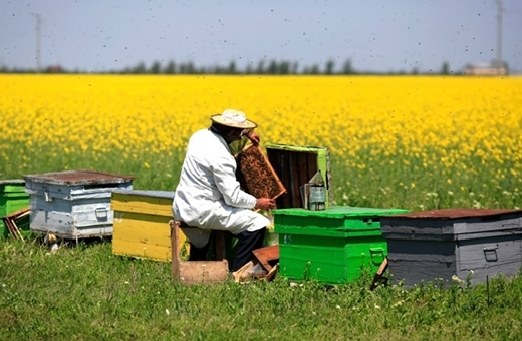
[4,207,30,218]
[113,213,170,238]
[4,218,23,241]
[170,220,229,284]
[112,213,187,250]
[113,210,172,224]
[264,263,279,281]
[252,245,279,272]
[171,220,181,280]
[3,207,29,241]
[178,261,229,284]
[370,258,388,290]
[110,195,173,216]
[214,231,226,261]
[112,239,172,262]
[112,224,172,248]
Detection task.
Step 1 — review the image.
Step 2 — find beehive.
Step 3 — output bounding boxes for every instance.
[274,206,410,284]
[24,170,134,240]
[0,180,30,238]
[381,208,522,287]
[111,189,187,262]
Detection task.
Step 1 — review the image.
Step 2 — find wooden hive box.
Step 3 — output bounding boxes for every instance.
[111,189,187,262]
[24,170,134,241]
[381,208,522,287]
[274,206,409,284]
[265,143,332,209]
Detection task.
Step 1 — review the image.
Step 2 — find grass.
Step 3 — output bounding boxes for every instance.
[1,235,521,340]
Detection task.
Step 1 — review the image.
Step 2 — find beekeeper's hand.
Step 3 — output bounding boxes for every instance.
[243,130,260,146]
[255,198,276,211]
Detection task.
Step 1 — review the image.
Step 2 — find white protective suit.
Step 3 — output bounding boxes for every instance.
[172,128,270,248]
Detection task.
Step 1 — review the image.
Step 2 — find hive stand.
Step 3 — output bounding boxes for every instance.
[170,220,229,284]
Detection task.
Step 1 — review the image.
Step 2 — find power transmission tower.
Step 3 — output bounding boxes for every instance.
[495,0,503,68]
[33,13,42,72]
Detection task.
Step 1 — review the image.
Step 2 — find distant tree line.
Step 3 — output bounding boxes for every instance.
[117,58,361,75]
[0,58,465,75]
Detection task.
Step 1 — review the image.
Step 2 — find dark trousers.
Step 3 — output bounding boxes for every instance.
[188,238,212,261]
[189,227,266,272]
[231,227,266,272]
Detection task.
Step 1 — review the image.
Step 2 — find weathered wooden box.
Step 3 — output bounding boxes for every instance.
[24,170,134,240]
[111,189,187,262]
[265,143,332,209]
[380,209,522,287]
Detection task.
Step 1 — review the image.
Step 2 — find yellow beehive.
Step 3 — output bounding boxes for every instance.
[111,190,187,262]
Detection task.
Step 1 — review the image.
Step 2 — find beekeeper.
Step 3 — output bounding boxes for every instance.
[172,109,276,272]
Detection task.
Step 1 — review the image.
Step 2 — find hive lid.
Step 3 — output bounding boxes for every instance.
[0,179,25,185]
[383,208,522,220]
[273,206,409,218]
[23,170,135,186]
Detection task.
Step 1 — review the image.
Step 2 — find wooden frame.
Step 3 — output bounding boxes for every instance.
[2,207,30,241]
[170,220,229,285]
[235,144,286,200]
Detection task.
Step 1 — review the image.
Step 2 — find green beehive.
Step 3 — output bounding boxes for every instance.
[274,206,410,284]
[0,180,30,238]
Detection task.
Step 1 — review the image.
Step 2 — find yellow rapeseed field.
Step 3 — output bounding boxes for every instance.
[1,74,521,210]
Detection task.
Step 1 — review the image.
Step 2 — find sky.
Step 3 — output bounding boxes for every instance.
[1,0,521,74]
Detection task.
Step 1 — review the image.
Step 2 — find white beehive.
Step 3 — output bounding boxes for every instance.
[24,170,134,241]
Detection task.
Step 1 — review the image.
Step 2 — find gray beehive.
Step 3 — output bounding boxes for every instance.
[381,209,522,287]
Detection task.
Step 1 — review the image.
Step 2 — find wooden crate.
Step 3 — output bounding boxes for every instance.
[111,190,187,262]
[265,143,332,209]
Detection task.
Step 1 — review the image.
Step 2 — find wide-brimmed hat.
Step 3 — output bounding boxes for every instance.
[210,109,257,129]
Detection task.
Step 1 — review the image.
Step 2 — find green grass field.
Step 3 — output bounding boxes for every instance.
[0,237,521,340]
